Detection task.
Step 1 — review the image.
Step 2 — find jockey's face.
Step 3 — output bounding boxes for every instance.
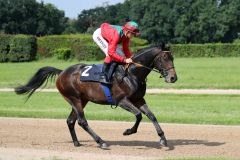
[125,30,134,39]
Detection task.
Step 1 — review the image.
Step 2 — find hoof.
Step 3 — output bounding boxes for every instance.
[74,141,81,147]
[160,138,168,147]
[123,129,136,136]
[100,143,109,150]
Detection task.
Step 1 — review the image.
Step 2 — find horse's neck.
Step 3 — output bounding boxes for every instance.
[114,48,159,82]
[129,49,158,82]
[133,48,158,67]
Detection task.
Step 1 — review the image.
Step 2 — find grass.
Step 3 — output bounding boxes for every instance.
[0,92,239,125]
[0,57,240,89]
[148,57,240,89]
[0,57,240,125]
[0,58,83,88]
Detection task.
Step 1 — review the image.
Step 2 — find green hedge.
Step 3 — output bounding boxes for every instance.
[53,48,71,60]
[0,34,37,62]
[233,39,240,44]
[0,34,11,62]
[3,33,238,62]
[37,34,148,61]
[170,43,240,57]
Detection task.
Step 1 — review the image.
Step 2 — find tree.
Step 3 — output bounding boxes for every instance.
[63,18,78,34]
[3,0,237,43]
[36,3,67,35]
[75,8,104,33]
[173,0,219,43]
[0,0,67,35]
[217,0,240,42]
[0,0,39,34]
[75,2,130,33]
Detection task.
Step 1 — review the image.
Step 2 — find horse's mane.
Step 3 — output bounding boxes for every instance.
[135,43,168,55]
[133,43,169,59]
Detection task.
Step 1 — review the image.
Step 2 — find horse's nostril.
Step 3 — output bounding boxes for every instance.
[170,76,177,82]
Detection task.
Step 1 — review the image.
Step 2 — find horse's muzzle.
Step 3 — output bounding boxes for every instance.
[165,74,178,83]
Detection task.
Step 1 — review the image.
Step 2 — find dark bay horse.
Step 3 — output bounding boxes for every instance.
[15,45,177,149]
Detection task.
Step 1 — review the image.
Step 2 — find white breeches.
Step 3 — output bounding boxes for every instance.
[92,28,124,57]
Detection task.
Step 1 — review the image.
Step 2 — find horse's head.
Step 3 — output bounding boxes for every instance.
[153,50,177,83]
[130,45,177,83]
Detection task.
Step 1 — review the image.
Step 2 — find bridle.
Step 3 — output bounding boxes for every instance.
[152,53,175,78]
[127,51,175,78]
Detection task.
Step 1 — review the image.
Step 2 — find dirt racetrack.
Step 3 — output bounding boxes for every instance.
[0,117,240,160]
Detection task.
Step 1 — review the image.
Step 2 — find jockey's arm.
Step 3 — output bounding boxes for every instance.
[108,36,126,63]
[122,38,132,58]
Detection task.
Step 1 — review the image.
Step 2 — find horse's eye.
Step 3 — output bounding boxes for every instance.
[163,54,168,60]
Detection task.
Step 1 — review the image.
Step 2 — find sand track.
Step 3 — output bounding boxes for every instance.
[0,117,239,159]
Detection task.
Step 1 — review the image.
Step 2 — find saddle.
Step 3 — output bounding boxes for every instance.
[80,64,103,82]
[79,63,137,106]
[80,62,120,83]
[80,64,117,105]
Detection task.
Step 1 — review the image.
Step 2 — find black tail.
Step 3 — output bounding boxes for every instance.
[15,66,62,100]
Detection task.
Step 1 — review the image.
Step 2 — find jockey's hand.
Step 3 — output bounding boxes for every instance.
[125,58,133,64]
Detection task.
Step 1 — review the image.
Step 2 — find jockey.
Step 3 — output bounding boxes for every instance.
[93,21,140,84]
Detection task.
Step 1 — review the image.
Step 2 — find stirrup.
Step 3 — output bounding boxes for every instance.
[99,75,111,84]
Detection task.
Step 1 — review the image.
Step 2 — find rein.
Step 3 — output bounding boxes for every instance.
[124,48,174,78]
[131,62,160,73]
[131,61,174,78]
[125,48,161,74]
[126,58,174,78]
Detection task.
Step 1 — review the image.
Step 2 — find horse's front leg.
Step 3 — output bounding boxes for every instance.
[118,97,142,135]
[139,103,167,147]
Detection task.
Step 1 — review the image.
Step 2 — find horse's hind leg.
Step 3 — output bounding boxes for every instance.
[77,111,108,149]
[71,98,108,149]
[67,109,80,147]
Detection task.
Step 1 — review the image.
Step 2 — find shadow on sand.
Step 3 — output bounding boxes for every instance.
[106,139,225,150]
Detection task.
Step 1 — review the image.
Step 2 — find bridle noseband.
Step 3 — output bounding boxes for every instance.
[152,54,175,78]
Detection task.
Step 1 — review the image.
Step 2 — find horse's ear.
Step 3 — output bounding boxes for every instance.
[161,43,165,50]
[160,43,170,51]
[151,42,169,50]
[165,44,170,51]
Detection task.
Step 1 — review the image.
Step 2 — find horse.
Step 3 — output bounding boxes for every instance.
[15,45,177,149]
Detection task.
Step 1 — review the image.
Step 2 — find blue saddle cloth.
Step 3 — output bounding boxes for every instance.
[80,64,115,105]
[80,64,102,82]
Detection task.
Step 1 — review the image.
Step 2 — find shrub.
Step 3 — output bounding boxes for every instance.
[0,34,11,62]
[53,48,71,60]
[0,34,37,62]
[72,44,104,61]
[8,35,37,62]
[233,39,240,43]
[37,34,148,61]
[170,43,240,57]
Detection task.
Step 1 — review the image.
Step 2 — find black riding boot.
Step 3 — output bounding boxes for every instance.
[99,62,111,84]
[107,61,118,81]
